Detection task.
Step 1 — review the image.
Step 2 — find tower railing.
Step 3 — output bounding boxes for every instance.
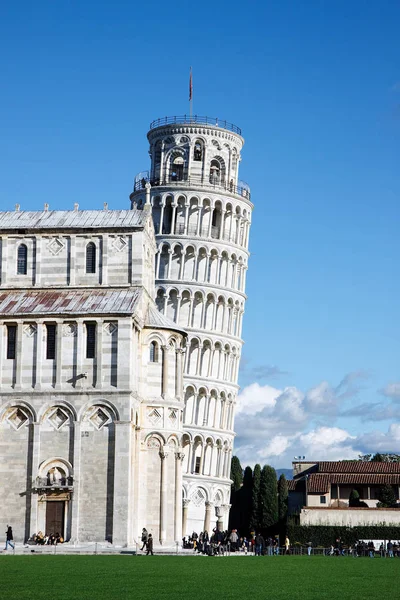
[149,115,242,135]
[133,172,251,201]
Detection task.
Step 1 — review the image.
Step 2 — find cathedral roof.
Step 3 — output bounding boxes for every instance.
[145,304,187,336]
[0,208,147,231]
[0,288,142,317]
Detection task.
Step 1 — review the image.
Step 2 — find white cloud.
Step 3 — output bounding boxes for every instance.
[381,382,400,400]
[234,374,400,468]
[235,382,280,416]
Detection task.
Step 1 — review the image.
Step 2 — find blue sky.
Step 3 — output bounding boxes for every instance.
[1,1,399,466]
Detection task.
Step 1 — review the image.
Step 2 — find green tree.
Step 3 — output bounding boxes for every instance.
[377,484,397,508]
[278,473,288,523]
[250,464,261,532]
[230,456,243,492]
[259,465,278,534]
[349,489,360,506]
[229,456,243,529]
[240,466,253,535]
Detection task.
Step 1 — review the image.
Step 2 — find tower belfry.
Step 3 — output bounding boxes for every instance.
[130,115,252,534]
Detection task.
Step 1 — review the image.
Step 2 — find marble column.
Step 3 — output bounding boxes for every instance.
[113,422,132,546]
[34,235,42,286]
[1,236,8,285]
[15,321,23,390]
[29,422,41,537]
[182,499,191,537]
[35,322,43,390]
[159,447,169,544]
[55,321,63,390]
[161,345,169,398]
[204,501,213,534]
[174,451,184,542]
[95,319,103,389]
[70,422,81,543]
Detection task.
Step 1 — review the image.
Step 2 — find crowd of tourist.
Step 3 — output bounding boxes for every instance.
[27,531,64,546]
[181,530,289,556]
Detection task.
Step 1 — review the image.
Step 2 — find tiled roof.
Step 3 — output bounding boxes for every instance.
[145,304,187,335]
[0,288,141,317]
[317,461,400,474]
[307,473,400,494]
[0,209,147,230]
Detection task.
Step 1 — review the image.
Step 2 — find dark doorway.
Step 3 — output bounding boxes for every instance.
[46,501,65,535]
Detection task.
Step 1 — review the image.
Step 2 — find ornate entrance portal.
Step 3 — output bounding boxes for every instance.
[46,500,65,535]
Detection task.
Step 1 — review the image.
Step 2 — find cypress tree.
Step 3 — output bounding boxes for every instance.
[250,464,261,533]
[278,473,288,523]
[259,465,278,534]
[229,456,243,529]
[240,466,253,535]
[230,456,243,492]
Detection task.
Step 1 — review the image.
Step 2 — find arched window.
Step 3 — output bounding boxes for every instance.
[86,242,96,274]
[150,341,159,362]
[193,142,202,161]
[209,160,221,185]
[17,244,28,275]
[171,156,184,181]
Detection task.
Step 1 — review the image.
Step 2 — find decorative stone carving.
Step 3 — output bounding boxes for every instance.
[89,406,111,430]
[62,323,77,337]
[111,236,127,253]
[147,407,162,426]
[103,322,117,336]
[6,407,30,430]
[23,324,37,338]
[47,407,69,430]
[168,408,178,425]
[147,437,161,449]
[47,237,65,256]
[191,488,206,507]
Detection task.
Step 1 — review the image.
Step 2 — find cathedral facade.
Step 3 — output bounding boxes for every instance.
[0,116,252,546]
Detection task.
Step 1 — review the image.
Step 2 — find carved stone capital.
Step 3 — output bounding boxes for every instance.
[183,499,191,508]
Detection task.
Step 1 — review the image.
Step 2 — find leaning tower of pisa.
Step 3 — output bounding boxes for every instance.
[130,116,252,536]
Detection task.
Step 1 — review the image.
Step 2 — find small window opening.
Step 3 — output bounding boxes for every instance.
[86,242,96,274]
[320,496,327,504]
[150,341,159,362]
[86,322,96,358]
[46,324,56,359]
[195,456,201,474]
[171,156,184,181]
[194,142,202,161]
[6,325,17,359]
[17,244,28,275]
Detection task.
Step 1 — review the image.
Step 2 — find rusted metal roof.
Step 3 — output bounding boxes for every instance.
[0,209,147,231]
[145,304,187,336]
[0,288,141,317]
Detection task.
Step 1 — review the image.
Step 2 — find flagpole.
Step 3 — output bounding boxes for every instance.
[189,67,193,121]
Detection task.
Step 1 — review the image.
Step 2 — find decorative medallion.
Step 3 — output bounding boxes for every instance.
[191,488,206,507]
[103,322,117,336]
[89,407,111,430]
[47,237,65,256]
[47,407,69,430]
[62,323,77,337]
[7,407,29,430]
[111,236,127,253]
[147,437,161,449]
[148,407,162,426]
[23,324,37,338]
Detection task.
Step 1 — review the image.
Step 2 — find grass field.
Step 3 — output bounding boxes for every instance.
[0,555,398,600]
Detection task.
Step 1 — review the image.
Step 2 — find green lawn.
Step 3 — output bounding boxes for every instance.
[1,555,399,600]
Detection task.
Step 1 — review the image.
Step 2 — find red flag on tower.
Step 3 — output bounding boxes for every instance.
[189,67,193,101]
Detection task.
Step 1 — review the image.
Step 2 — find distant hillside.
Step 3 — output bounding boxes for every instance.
[275,468,292,479]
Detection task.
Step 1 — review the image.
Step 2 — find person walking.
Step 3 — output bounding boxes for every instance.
[146,533,154,555]
[4,525,15,551]
[140,528,148,551]
[307,541,312,556]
